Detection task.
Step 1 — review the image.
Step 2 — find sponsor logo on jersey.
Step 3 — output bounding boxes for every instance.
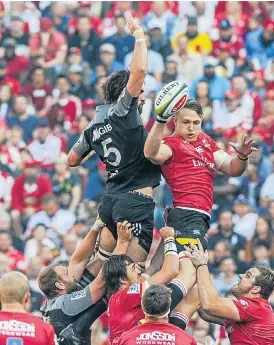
[0,320,35,337]
[238,299,249,308]
[136,331,176,344]
[202,138,211,148]
[127,284,141,294]
[92,124,112,142]
[195,146,204,154]
[70,289,86,300]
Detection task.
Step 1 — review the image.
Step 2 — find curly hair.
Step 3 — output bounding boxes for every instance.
[101,70,130,104]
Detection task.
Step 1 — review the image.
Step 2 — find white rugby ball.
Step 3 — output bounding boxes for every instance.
[155,81,189,119]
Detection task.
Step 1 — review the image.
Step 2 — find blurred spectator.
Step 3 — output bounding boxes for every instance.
[0,230,25,271]
[0,60,21,95]
[252,69,267,101]
[249,141,272,182]
[142,1,175,39]
[0,253,9,278]
[260,165,274,204]
[232,74,263,125]
[68,14,101,68]
[71,217,89,239]
[1,38,30,81]
[28,118,63,172]
[104,14,134,63]
[172,16,212,56]
[147,20,172,61]
[99,43,124,74]
[11,159,52,236]
[212,90,253,137]
[46,75,82,130]
[40,245,56,266]
[167,35,203,85]
[52,233,78,263]
[209,210,246,262]
[28,256,45,314]
[82,99,97,120]
[252,243,274,268]
[245,19,274,69]
[125,32,164,83]
[104,1,138,37]
[212,19,246,60]
[0,85,12,119]
[233,194,259,240]
[190,57,231,101]
[265,59,274,89]
[25,194,75,246]
[214,256,239,297]
[1,15,29,55]
[45,2,70,35]
[23,67,53,117]
[29,18,68,79]
[0,170,13,211]
[241,164,263,208]
[52,153,82,213]
[267,201,274,232]
[208,239,233,274]
[162,59,180,85]
[61,47,91,87]
[24,223,57,262]
[6,95,38,143]
[67,64,89,100]
[195,81,213,131]
[67,113,90,152]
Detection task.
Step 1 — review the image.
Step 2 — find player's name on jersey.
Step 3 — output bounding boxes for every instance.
[92,124,112,142]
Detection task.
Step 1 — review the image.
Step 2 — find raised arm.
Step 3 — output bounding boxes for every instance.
[214,135,257,177]
[143,227,179,289]
[126,14,147,97]
[68,217,104,281]
[185,240,240,321]
[144,121,172,165]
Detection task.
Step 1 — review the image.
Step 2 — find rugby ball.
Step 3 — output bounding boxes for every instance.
[155,81,189,119]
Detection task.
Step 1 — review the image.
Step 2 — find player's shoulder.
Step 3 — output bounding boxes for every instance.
[163,134,181,146]
[234,296,269,313]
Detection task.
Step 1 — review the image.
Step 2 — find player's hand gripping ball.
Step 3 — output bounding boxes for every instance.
[155,80,189,123]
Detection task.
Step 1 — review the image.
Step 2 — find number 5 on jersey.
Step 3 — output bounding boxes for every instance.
[102,138,121,167]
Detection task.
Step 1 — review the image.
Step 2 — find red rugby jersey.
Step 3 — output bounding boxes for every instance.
[161,133,220,215]
[108,284,144,344]
[225,297,274,345]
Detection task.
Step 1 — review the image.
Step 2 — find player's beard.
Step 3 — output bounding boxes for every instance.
[66,280,82,294]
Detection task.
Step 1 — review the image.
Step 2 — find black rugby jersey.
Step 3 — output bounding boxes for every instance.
[72,87,161,194]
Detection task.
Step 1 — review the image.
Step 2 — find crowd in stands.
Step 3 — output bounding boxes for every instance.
[0,1,273,344]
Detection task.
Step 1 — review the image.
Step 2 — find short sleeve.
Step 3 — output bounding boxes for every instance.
[113,87,138,117]
[121,284,142,311]
[233,298,258,322]
[72,131,92,159]
[61,286,94,316]
[162,136,178,162]
[208,135,221,153]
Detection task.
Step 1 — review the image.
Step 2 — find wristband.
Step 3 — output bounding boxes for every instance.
[237,154,248,161]
[92,220,104,232]
[156,116,167,124]
[135,38,145,43]
[196,263,208,270]
[164,237,178,256]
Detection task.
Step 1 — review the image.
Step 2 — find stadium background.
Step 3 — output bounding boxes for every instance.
[0,1,273,344]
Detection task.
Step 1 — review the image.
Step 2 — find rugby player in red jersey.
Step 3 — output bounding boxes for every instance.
[102,226,179,344]
[186,240,274,345]
[144,98,257,327]
[118,284,197,345]
[0,271,57,345]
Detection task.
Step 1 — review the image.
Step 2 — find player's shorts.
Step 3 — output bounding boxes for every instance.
[98,191,155,253]
[165,207,210,253]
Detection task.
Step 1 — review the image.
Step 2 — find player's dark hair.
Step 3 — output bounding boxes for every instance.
[38,263,64,298]
[102,254,133,298]
[142,284,172,318]
[101,70,130,104]
[183,98,203,118]
[253,264,274,299]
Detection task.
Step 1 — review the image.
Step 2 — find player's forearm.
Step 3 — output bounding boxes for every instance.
[145,239,164,276]
[197,307,225,326]
[130,29,147,76]
[113,240,130,255]
[197,265,222,314]
[229,155,248,177]
[144,121,166,160]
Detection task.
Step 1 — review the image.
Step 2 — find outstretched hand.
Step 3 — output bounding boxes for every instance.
[184,239,208,268]
[117,221,132,243]
[229,135,257,158]
[126,13,143,36]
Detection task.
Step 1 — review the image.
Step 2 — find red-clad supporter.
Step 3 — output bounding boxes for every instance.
[212,19,246,59]
[82,98,97,120]
[186,241,274,345]
[0,60,21,95]
[23,67,52,115]
[0,171,13,210]
[29,18,68,70]
[255,90,274,147]
[0,231,25,271]
[46,75,82,129]
[0,271,57,345]
[137,1,179,16]
[118,284,196,345]
[242,1,269,24]
[1,37,30,78]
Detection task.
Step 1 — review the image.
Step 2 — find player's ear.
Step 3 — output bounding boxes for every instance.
[251,285,261,295]
[55,280,66,290]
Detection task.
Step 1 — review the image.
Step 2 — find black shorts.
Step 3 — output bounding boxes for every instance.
[165,207,210,252]
[98,191,155,253]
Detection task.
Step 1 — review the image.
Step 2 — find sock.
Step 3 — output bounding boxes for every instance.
[169,310,189,330]
[167,279,187,311]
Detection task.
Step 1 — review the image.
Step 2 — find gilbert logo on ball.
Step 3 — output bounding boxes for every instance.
[155,81,189,119]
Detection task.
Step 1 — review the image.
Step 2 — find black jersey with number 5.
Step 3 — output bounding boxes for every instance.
[72,87,161,194]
